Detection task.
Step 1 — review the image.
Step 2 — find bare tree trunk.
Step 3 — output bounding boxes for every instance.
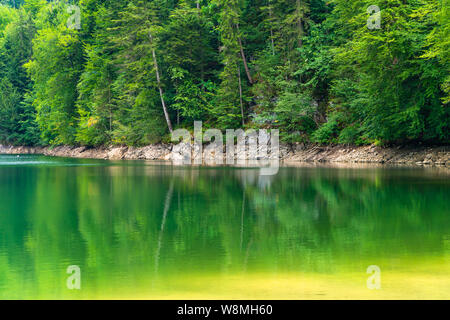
[236,24,253,84]
[149,31,173,133]
[197,0,200,9]
[238,65,245,126]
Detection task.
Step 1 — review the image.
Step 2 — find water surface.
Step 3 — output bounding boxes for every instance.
[0,154,448,299]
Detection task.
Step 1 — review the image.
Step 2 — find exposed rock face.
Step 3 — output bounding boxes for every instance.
[169,142,192,163]
[0,143,448,166]
[282,144,449,165]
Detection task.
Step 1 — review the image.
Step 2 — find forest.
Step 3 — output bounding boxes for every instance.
[0,0,448,147]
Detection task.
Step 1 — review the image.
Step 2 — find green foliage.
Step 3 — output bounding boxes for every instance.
[75,1,125,146]
[312,112,339,144]
[0,0,447,146]
[0,7,39,145]
[338,125,362,145]
[327,0,449,144]
[274,86,316,133]
[159,3,219,124]
[25,25,83,144]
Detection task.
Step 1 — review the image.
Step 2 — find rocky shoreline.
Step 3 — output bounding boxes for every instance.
[0,143,448,166]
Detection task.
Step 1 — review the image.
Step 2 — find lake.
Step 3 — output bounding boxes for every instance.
[0,154,448,299]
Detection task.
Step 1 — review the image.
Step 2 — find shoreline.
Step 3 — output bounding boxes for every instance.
[0,143,448,166]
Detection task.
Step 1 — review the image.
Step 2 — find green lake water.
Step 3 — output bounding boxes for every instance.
[0,154,448,299]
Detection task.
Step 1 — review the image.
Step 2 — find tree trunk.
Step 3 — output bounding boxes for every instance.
[149,31,173,133]
[236,24,253,84]
[238,65,245,126]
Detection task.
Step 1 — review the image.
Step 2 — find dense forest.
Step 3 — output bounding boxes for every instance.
[0,0,448,147]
